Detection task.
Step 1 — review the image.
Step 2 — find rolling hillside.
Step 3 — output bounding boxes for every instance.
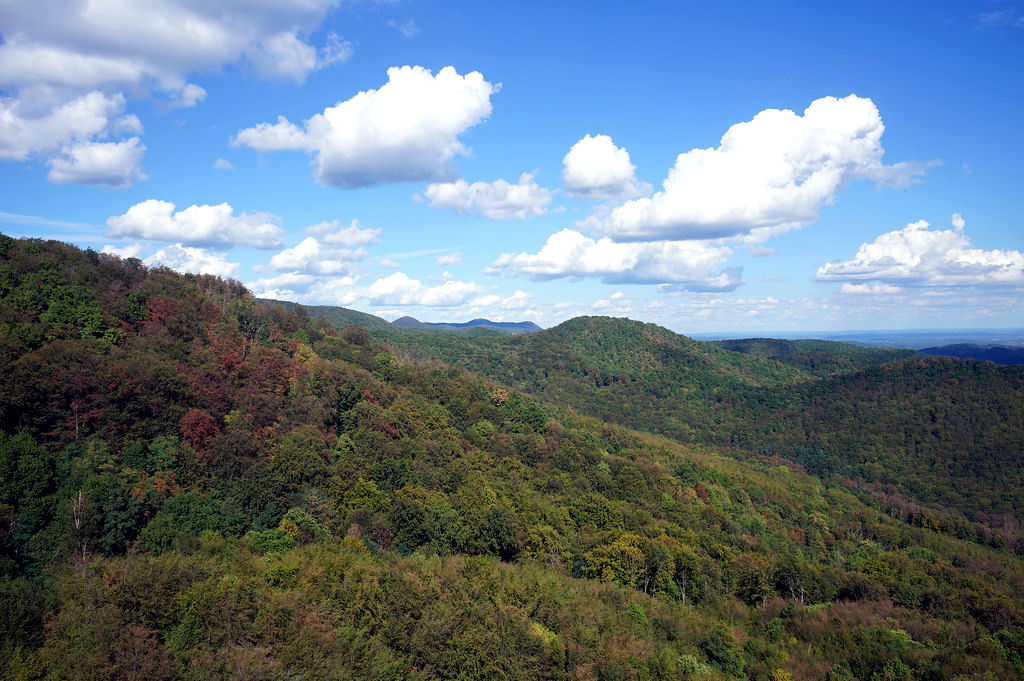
[3,236,1024,680]
[919,343,1024,365]
[299,305,1024,529]
[714,338,916,376]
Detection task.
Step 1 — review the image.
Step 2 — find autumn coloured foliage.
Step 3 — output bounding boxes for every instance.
[1,235,1023,680]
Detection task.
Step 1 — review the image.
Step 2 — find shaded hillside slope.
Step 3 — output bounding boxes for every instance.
[731,356,1024,522]
[715,338,916,376]
[920,343,1024,365]
[3,236,1024,680]
[306,308,1024,527]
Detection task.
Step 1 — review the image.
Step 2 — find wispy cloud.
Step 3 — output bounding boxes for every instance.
[381,246,463,261]
[0,210,106,241]
[973,7,1024,29]
[387,18,420,37]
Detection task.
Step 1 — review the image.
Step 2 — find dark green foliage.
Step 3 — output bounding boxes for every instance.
[919,343,1024,365]
[1,237,1023,681]
[305,307,1024,539]
[715,337,916,376]
[702,624,746,676]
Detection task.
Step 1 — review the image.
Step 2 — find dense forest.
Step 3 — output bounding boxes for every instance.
[711,339,916,378]
[313,313,1024,535]
[2,236,1024,680]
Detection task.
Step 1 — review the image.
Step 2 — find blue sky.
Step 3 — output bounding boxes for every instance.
[1,0,1022,332]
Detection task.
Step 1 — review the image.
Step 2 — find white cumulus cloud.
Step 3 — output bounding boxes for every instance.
[0,91,126,160]
[144,244,239,278]
[268,236,367,275]
[583,95,930,242]
[106,199,285,248]
[488,228,742,290]
[47,137,146,187]
[232,65,498,188]
[0,0,346,185]
[246,272,361,306]
[436,251,464,266]
[100,243,143,259]
[817,215,1024,287]
[498,290,534,309]
[839,283,902,295]
[562,134,650,199]
[423,172,554,219]
[304,219,381,246]
[367,271,486,306]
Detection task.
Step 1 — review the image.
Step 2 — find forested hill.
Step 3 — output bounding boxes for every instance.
[258,298,393,330]
[919,343,1024,365]
[296,305,1024,530]
[729,356,1024,522]
[713,338,917,377]
[259,299,543,335]
[4,236,1024,680]
[369,313,814,394]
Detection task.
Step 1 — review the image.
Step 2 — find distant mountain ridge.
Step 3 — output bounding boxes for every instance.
[920,343,1024,365]
[391,315,542,334]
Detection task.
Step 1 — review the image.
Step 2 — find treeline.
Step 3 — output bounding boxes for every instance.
[1,236,1023,680]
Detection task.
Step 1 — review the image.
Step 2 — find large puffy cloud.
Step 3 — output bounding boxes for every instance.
[46,137,146,187]
[267,237,367,275]
[488,228,742,290]
[247,272,318,296]
[106,199,285,248]
[232,65,498,188]
[100,243,143,259]
[816,215,1024,287]
[0,1,341,94]
[0,91,145,187]
[423,173,553,219]
[584,95,929,242]
[246,272,360,305]
[0,91,127,160]
[304,219,381,246]
[249,219,382,304]
[562,134,649,199]
[0,0,344,185]
[144,244,239,278]
[367,272,486,306]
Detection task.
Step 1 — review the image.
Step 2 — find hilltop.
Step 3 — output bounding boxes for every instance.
[258,299,393,331]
